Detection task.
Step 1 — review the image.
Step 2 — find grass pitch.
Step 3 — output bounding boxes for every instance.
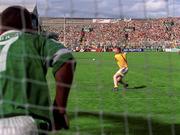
[48,52,180,135]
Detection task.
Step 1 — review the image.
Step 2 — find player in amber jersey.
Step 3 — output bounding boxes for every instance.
[113,47,128,91]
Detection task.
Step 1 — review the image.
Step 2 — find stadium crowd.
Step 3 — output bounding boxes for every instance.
[42,17,180,52]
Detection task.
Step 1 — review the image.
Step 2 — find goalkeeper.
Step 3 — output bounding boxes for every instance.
[113,47,128,91]
[0,6,76,134]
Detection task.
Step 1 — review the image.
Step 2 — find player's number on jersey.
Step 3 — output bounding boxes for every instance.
[0,36,19,72]
[0,43,13,72]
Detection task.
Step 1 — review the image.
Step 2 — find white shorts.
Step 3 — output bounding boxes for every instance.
[0,116,38,135]
[116,67,128,77]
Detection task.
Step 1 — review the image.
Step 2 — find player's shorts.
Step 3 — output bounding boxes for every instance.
[116,67,128,77]
[0,116,38,135]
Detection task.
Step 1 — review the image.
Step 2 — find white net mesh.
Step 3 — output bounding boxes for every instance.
[1,0,180,135]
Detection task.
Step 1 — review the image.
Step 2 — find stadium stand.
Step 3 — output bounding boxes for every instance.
[41,17,180,52]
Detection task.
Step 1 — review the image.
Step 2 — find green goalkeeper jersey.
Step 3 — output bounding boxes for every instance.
[0,30,73,124]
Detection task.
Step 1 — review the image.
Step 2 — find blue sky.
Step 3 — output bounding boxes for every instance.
[0,0,180,18]
[37,0,180,18]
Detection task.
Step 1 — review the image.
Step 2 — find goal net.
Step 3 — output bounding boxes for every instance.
[1,0,180,135]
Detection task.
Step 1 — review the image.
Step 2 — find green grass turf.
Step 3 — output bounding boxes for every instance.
[47,52,180,135]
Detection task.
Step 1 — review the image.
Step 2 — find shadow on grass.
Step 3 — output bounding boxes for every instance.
[127,85,147,90]
[69,111,180,135]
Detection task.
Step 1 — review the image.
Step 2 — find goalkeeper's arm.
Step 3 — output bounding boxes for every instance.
[53,59,76,130]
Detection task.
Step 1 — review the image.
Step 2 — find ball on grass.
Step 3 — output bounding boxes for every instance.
[92,58,96,61]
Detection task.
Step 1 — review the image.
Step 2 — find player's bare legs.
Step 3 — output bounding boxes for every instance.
[113,73,128,91]
[113,74,119,90]
[116,76,121,83]
[116,75,128,88]
[113,72,122,91]
[119,79,128,88]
